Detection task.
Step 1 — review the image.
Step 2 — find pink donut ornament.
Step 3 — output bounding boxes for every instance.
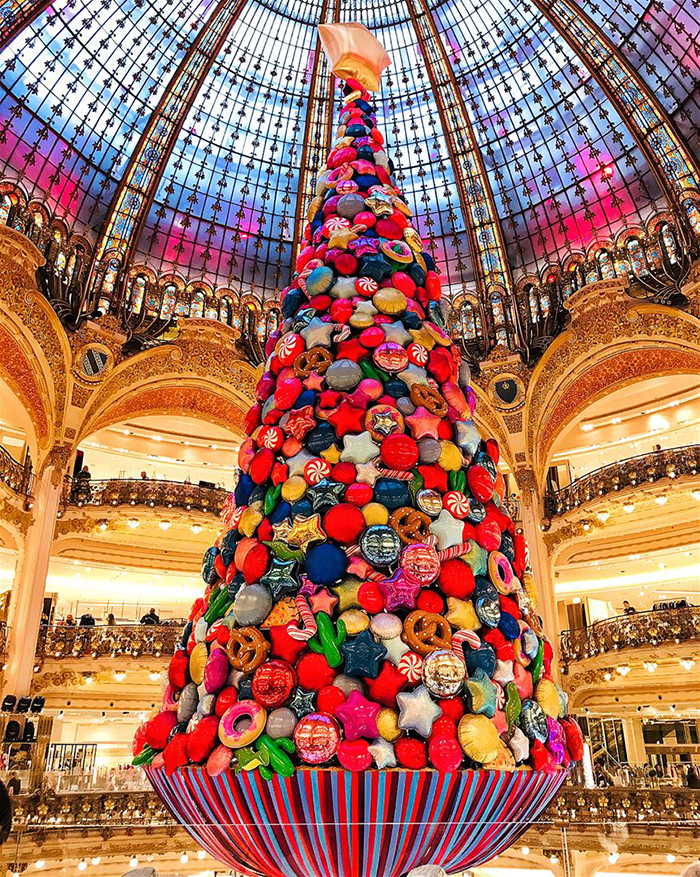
[161,683,178,711]
[488,551,517,595]
[218,701,267,749]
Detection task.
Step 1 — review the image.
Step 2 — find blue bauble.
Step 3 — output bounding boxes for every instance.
[463,642,497,678]
[498,611,521,641]
[269,501,291,524]
[220,529,240,566]
[305,543,348,585]
[306,422,336,454]
[374,478,410,510]
[282,288,304,318]
[234,473,255,507]
[201,546,219,585]
[291,498,314,518]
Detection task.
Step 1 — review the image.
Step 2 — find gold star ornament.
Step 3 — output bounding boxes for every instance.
[286,514,326,552]
[318,23,391,92]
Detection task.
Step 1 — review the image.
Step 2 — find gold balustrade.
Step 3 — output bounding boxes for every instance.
[35,624,184,661]
[61,476,229,516]
[560,605,700,666]
[544,444,700,518]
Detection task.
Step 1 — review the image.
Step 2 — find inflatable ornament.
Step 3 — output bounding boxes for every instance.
[138,22,579,875]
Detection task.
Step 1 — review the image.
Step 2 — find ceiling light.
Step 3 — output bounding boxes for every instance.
[549,855,559,864]
[98,521,108,531]
[149,671,161,681]
[114,671,126,682]
[617,665,630,676]
[180,853,190,864]
[597,510,610,522]
[603,672,612,681]
[151,435,162,441]
[611,416,621,424]
[623,502,635,513]
[35,862,45,870]
[521,846,529,855]
[191,524,203,534]
[643,661,657,673]
[580,423,593,432]
[78,863,87,872]
[608,851,619,864]
[91,858,101,866]
[649,414,669,430]
[127,518,140,529]
[692,490,700,501]
[680,659,695,670]
[159,520,171,530]
[130,858,139,868]
[123,429,130,435]
[628,553,641,560]
[667,854,676,863]
[655,495,668,505]
[572,597,581,604]
[197,850,206,860]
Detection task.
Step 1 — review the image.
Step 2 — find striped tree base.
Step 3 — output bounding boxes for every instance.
[146,766,565,876]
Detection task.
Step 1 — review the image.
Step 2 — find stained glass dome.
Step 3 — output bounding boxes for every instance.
[0,0,698,340]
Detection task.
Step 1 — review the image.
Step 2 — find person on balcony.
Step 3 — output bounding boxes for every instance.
[72,465,92,503]
[105,613,116,626]
[140,608,160,625]
[623,601,637,615]
[60,614,76,627]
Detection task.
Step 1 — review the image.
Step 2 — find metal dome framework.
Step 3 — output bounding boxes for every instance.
[0,0,698,360]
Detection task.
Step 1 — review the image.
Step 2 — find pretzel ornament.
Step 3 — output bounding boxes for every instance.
[294,347,333,378]
[226,627,270,673]
[389,506,431,544]
[402,610,452,655]
[410,384,448,417]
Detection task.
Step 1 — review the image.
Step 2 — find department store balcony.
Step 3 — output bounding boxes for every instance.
[0,444,33,502]
[35,623,184,663]
[543,444,700,520]
[6,783,699,860]
[60,476,229,518]
[560,606,700,666]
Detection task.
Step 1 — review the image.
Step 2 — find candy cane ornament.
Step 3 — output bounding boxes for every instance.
[286,596,318,641]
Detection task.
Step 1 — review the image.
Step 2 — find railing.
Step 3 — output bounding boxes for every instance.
[36,624,184,661]
[560,605,700,664]
[544,444,700,518]
[0,621,7,661]
[8,785,699,832]
[0,444,33,496]
[61,476,230,516]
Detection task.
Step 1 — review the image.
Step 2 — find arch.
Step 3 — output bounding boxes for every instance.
[525,299,700,487]
[0,325,52,459]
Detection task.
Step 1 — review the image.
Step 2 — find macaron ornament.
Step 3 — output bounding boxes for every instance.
[137,22,574,877]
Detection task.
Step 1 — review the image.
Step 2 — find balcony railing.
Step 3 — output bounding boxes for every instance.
[560,605,700,664]
[36,624,184,661]
[544,444,700,518]
[61,476,230,516]
[0,620,7,659]
[0,444,33,496]
[8,785,699,833]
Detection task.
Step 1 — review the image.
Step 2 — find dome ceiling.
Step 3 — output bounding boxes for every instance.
[0,0,697,299]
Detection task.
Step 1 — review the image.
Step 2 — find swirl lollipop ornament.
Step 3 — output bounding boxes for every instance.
[137,23,579,876]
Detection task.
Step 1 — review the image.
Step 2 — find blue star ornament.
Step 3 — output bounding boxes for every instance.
[340,629,387,678]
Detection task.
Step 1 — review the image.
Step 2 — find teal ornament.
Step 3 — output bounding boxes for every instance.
[360,524,401,567]
[340,629,387,678]
[519,699,548,743]
[306,266,334,296]
[261,559,298,600]
[465,668,497,718]
[288,686,317,718]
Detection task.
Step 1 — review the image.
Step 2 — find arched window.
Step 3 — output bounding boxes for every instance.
[660,222,678,263]
[597,250,615,279]
[0,195,12,226]
[144,285,160,316]
[98,259,119,312]
[66,252,77,284]
[626,238,647,276]
[204,298,218,321]
[614,253,629,276]
[220,296,232,324]
[490,292,508,345]
[266,309,280,335]
[130,275,146,315]
[585,262,598,284]
[645,237,662,269]
[53,230,66,273]
[190,289,205,318]
[160,283,177,320]
[538,288,550,319]
[683,199,700,237]
[245,304,257,336]
[175,293,190,316]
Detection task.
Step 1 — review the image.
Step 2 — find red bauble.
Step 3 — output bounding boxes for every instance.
[252,660,297,708]
[438,697,465,724]
[467,465,494,502]
[330,462,356,484]
[358,582,385,613]
[337,739,372,771]
[335,253,358,275]
[438,558,475,599]
[269,626,308,664]
[145,710,177,750]
[429,716,457,740]
[163,733,189,776]
[416,590,444,614]
[323,503,366,545]
[345,482,374,506]
[242,542,270,583]
[296,652,337,690]
[475,519,501,552]
[187,715,220,763]
[214,686,238,717]
[168,650,189,690]
[429,735,463,771]
[363,662,408,707]
[380,433,419,470]
[317,685,346,714]
[395,737,428,769]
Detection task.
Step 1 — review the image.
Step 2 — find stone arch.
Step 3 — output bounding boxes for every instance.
[525,287,700,489]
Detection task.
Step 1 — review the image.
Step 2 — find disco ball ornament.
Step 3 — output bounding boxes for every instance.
[136,22,579,876]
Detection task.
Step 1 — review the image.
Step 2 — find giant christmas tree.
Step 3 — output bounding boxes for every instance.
[137,24,581,876]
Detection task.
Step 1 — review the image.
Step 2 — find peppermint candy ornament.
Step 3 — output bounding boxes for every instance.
[277,333,305,366]
[355,276,378,296]
[304,458,332,485]
[398,651,424,684]
[444,491,470,519]
[324,215,351,234]
[407,343,428,366]
[257,425,284,451]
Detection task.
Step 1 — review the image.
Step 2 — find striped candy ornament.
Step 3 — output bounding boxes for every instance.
[286,595,317,641]
[398,650,423,683]
[451,629,481,662]
[146,766,566,877]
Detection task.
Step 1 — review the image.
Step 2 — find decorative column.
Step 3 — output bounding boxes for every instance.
[515,468,559,660]
[4,446,70,696]
[622,718,646,764]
